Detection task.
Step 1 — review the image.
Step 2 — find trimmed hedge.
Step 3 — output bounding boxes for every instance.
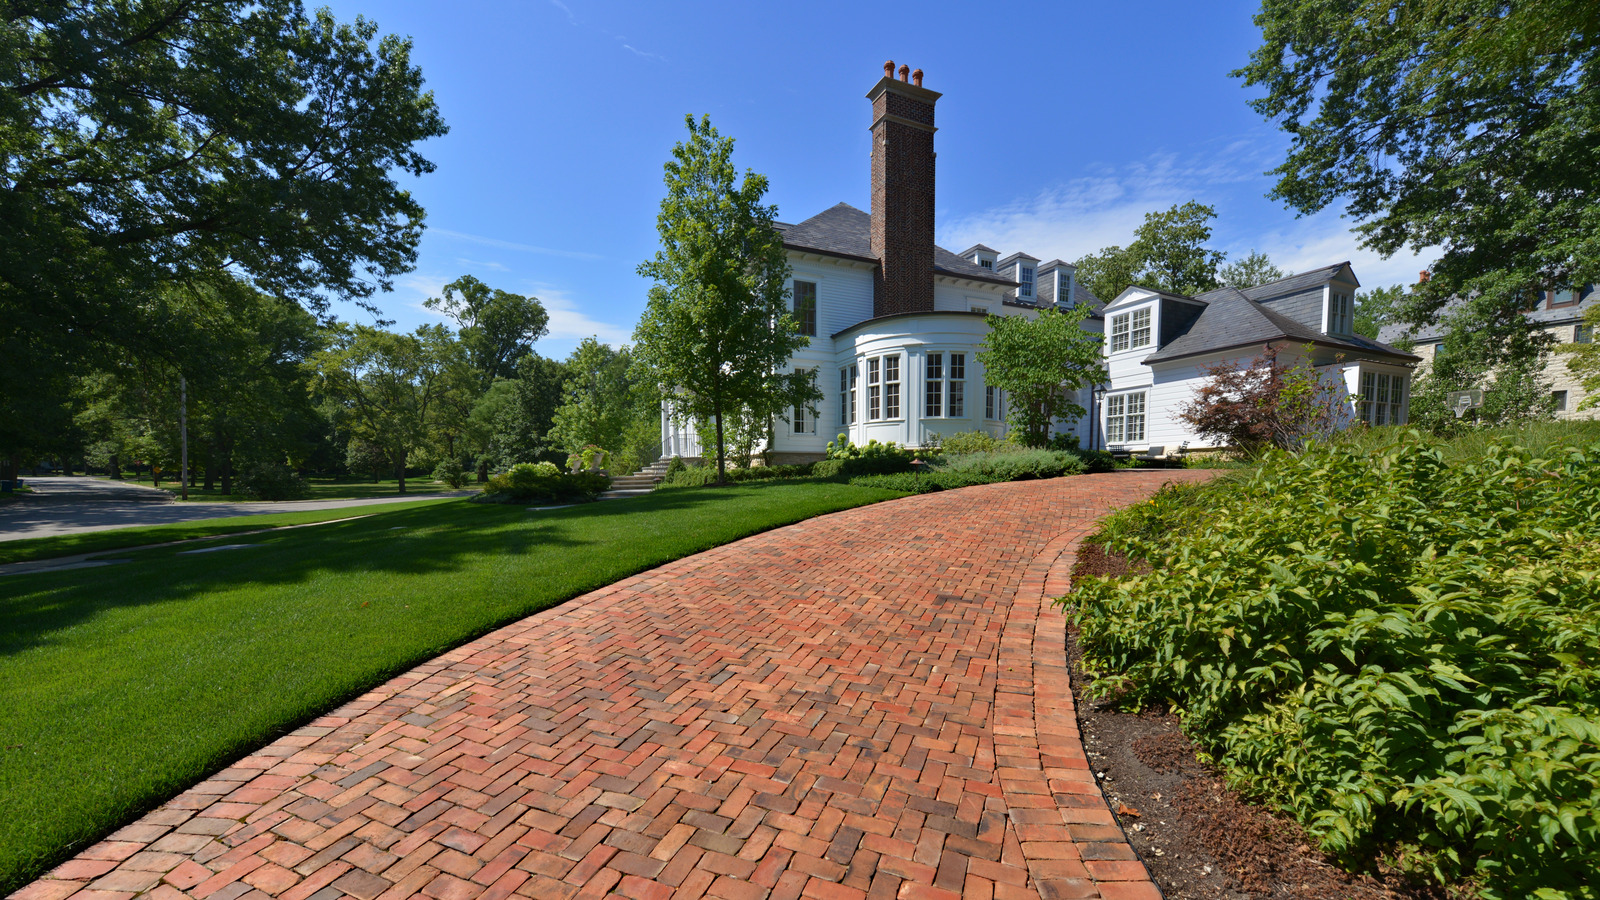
[477,462,610,503]
[1071,433,1600,898]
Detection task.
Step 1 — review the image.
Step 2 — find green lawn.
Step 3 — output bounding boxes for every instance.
[0,500,455,566]
[96,474,461,501]
[0,480,905,893]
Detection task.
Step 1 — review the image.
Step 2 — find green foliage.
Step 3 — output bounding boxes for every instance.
[977,307,1104,447]
[565,445,608,473]
[936,431,1002,455]
[1070,433,1600,897]
[1561,303,1600,408]
[1071,245,1142,305]
[1218,250,1287,290]
[1071,201,1227,300]
[1179,343,1346,453]
[424,276,549,392]
[1354,284,1405,340]
[233,462,309,501]
[659,462,813,489]
[1408,315,1558,433]
[1067,448,1117,474]
[1237,0,1600,374]
[934,449,1086,481]
[431,460,469,489]
[633,115,820,482]
[478,461,609,504]
[846,471,987,494]
[822,434,917,475]
[548,338,657,475]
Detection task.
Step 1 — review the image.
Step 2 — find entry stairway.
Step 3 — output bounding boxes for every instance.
[596,457,671,501]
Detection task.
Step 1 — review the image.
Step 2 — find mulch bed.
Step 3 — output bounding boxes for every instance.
[1063,542,1444,900]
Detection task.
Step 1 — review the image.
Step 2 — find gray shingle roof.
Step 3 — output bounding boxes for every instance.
[778,203,1014,286]
[1378,289,1598,344]
[959,243,997,257]
[1235,262,1356,301]
[1143,287,1416,364]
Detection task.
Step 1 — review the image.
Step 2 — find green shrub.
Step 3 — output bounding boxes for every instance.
[822,434,917,475]
[1047,432,1081,451]
[937,430,1002,455]
[234,462,309,500]
[431,460,470,488]
[1065,448,1116,474]
[847,471,987,494]
[811,458,845,479]
[936,449,1085,481]
[1069,432,1600,898]
[478,461,610,503]
[659,462,814,488]
[664,456,688,478]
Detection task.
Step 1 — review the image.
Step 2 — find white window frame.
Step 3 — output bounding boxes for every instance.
[840,364,858,426]
[948,353,965,417]
[1130,308,1152,348]
[1110,313,1131,352]
[792,280,817,337]
[925,352,943,418]
[1019,265,1035,298]
[1358,371,1407,426]
[884,355,901,419]
[792,368,815,434]
[867,357,881,421]
[1105,390,1146,445]
[984,384,1003,421]
[1327,291,1354,336]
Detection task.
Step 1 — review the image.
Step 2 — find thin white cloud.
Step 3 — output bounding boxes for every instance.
[547,0,665,62]
[940,140,1437,293]
[621,43,666,62]
[431,228,603,261]
[455,257,509,272]
[549,0,577,25]
[529,283,634,347]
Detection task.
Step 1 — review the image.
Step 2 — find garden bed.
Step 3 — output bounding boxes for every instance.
[1067,543,1441,900]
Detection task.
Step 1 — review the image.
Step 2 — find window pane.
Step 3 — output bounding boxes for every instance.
[985,385,995,419]
[950,353,965,380]
[1131,309,1151,348]
[927,352,942,380]
[1111,314,1130,352]
[949,380,964,417]
[793,281,817,337]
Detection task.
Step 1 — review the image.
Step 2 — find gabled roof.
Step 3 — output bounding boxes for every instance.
[1143,287,1416,364]
[777,203,1014,286]
[959,243,997,257]
[997,251,1040,267]
[1236,262,1358,302]
[1037,259,1076,272]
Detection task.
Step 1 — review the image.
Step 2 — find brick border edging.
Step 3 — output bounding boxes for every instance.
[999,527,1163,900]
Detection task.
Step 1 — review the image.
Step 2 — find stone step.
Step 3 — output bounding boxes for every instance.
[597,488,654,501]
[609,476,660,488]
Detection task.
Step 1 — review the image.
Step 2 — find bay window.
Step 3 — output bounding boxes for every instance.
[1359,371,1406,425]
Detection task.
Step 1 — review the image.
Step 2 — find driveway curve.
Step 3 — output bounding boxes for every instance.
[0,478,469,543]
[17,471,1210,900]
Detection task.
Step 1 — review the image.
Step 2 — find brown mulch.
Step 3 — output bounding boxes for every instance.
[1063,543,1444,900]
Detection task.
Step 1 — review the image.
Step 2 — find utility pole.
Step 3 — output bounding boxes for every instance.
[179,375,189,501]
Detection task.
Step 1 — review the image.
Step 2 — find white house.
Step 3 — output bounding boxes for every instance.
[660,64,1418,463]
[1098,267,1420,453]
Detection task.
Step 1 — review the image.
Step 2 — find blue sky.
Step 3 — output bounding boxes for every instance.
[328,0,1431,358]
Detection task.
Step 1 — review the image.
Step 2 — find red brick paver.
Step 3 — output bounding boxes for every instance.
[15,472,1209,900]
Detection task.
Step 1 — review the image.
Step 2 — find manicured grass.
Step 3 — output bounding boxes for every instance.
[0,480,904,893]
[98,474,460,501]
[0,500,454,566]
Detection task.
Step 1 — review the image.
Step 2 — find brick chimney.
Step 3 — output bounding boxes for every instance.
[868,61,940,317]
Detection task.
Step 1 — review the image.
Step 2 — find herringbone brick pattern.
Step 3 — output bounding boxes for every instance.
[15,472,1210,900]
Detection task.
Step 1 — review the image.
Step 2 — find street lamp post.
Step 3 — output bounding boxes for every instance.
[1090,386,1106,451]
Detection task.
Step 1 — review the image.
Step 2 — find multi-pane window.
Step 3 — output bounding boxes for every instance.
[1328,292,1354,334]
[948,354,965,417]
[792,369,814,434]
[1058,270,1072,307]
[1019,266,1035,298]
[984,385,1002,420]
[1105,391,1146,444]
[839,365,857,426]
[793,281,817,337]
[867,358,881,420]
[1577,324,1593,344]
[1110,314,1130,352]
[979,258,993,269]
[1130,308,1152,348]
[884,355,901,419]
[1359,371,1406,425]
[925,353,943,417]
[1555,390,1570,412]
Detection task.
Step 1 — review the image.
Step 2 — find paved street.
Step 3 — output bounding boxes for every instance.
[17,472,1206,900]
[0,478,466,543]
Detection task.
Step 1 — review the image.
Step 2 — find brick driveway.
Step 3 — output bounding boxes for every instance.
[17,472,1209,900]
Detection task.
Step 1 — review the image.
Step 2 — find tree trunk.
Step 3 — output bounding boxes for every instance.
[109,453,121,480]
[203,459,216,491]
[219,434,234,496]
[714,408,727,484]
[476,459,489,483]
[394,455,407,494]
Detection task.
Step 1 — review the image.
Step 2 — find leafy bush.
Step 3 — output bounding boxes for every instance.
[659,462,814,489]
[935,449,1085,481]
[1065,448,1116,474]
[235,462,309,501]
[431,460,470,488]
[478,461,610,503]
[664,456,688,478]
[820,434,917,476]
[1047,432,1081,451]
[847,471,987,494]
[1069,432,1600,898]
[936,430,1002,455]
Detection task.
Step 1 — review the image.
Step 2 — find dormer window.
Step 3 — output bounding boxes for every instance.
[1019,266,1035,298]
[1110,308,1152,352]
[980,258,993,269]
[1057,270,1073,307]
[1328,291,1353,335]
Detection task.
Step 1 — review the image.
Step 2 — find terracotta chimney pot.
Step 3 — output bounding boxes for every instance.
[884,60,895,78]
[898,64,910,82]
[912,68,923,86]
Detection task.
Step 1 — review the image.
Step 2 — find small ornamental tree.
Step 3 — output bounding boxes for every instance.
[633,115,821,483]
[977,306,1105,447]
[1178,343,1345,454]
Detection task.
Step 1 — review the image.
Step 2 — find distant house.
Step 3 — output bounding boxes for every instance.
[1099,267,1420,453]
[659,64,1419,464]
[1377,287,1598,417]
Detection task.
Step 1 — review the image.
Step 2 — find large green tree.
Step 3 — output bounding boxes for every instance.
[424,276,550,392]
[1218,250,1286,290]
[633,115,820,482]
[549,339,659,474]
[1354,284,1405,340]
[977,307,1105,447]
[1073,202,1227,300]
[1237,0,1599,359]
[0,1,446,471]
